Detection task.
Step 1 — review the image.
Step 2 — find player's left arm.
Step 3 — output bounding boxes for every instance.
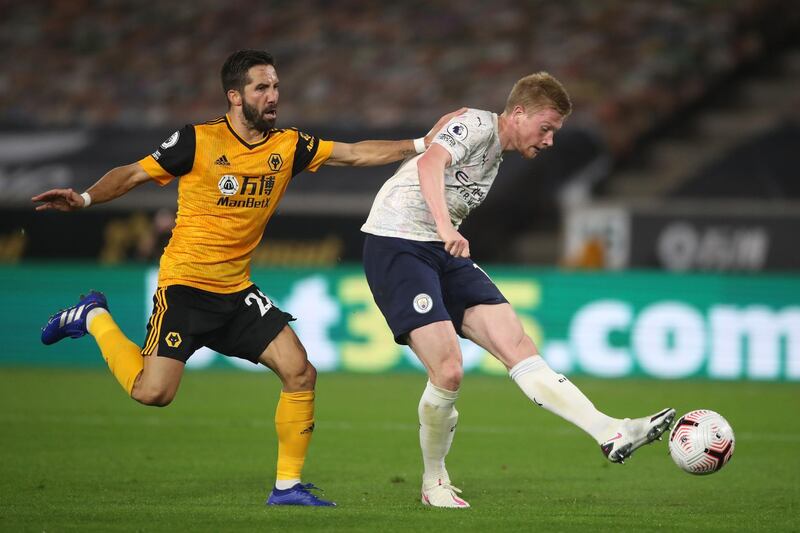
[324,107,467,167]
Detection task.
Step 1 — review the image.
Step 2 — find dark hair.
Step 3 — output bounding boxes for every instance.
[221,50,275,97]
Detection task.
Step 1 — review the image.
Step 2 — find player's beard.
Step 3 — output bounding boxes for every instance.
[242,100,276,133]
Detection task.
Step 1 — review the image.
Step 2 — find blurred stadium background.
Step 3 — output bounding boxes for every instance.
[1,1,800,530]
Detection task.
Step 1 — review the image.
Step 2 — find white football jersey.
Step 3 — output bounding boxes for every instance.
[361,108,503,241]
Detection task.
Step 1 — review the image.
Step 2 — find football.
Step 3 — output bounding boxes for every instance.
[668,409,735,475]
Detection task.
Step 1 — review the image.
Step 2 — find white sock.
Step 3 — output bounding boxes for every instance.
[275,478,300,490]
[418,381,459,485]
[510,356,618,443]
[86,307,109,330]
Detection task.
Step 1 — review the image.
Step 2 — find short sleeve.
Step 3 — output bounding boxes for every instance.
[431,112,491,166]
[290,130,333,177]
[138,125,196,185]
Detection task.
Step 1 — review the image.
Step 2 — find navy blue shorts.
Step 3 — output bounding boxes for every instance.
[363,234,507,344]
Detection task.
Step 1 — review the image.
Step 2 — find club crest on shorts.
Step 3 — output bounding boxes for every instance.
[413,293,433,314]
[165,331,182,348]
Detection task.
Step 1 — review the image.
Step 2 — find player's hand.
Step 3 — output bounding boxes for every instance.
[439,226,470,258]
[31,188,85,211]
[424,107,468,148]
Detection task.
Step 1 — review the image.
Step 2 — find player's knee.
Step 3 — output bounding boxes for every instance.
[434,359,463,390]
[298,361,317,389]
[283,361,317,391]
[131,386,175,407]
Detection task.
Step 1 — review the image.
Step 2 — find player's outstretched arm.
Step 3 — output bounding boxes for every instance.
[32,163,152,211]
[417,144,470,258]
[325,107,467,167]
[325,139,416,167]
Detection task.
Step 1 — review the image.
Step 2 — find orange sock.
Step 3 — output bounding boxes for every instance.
[275,391,315,481]
[87,311,144,395]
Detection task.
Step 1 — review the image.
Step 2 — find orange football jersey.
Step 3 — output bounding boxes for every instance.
[138,114,333,293]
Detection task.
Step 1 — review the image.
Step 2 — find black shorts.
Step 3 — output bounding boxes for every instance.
[141,284,295,364]
[363,234,507,344]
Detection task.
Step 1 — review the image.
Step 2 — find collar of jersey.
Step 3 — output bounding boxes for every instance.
[224,114,272,150]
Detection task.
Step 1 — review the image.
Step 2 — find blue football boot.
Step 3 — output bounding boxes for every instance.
[266,483,336,507]
[41,291,108,345]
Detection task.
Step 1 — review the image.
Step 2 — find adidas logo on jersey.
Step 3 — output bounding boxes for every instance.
[214,155,231,166]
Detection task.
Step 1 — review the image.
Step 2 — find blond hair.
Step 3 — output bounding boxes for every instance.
[505,72,572,117]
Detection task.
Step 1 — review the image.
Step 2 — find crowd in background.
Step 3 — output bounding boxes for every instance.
[2,0,793,155]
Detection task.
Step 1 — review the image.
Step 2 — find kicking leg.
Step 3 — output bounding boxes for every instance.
[461,303,674,462]
[129,352,184,407]
[260,325,334,507]
[408,321,469,509]
[88,297,183,406]
[41,291,151,398]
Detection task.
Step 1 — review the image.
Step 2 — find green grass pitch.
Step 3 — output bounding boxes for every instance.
[1,369,798,532]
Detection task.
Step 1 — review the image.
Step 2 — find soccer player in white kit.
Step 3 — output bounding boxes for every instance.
[361,72,675,508]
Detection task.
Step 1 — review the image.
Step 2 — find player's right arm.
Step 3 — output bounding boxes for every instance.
[32,163,152,211]
[325,108,467,167]
[417,144,470,258]
[33,124,194,211]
